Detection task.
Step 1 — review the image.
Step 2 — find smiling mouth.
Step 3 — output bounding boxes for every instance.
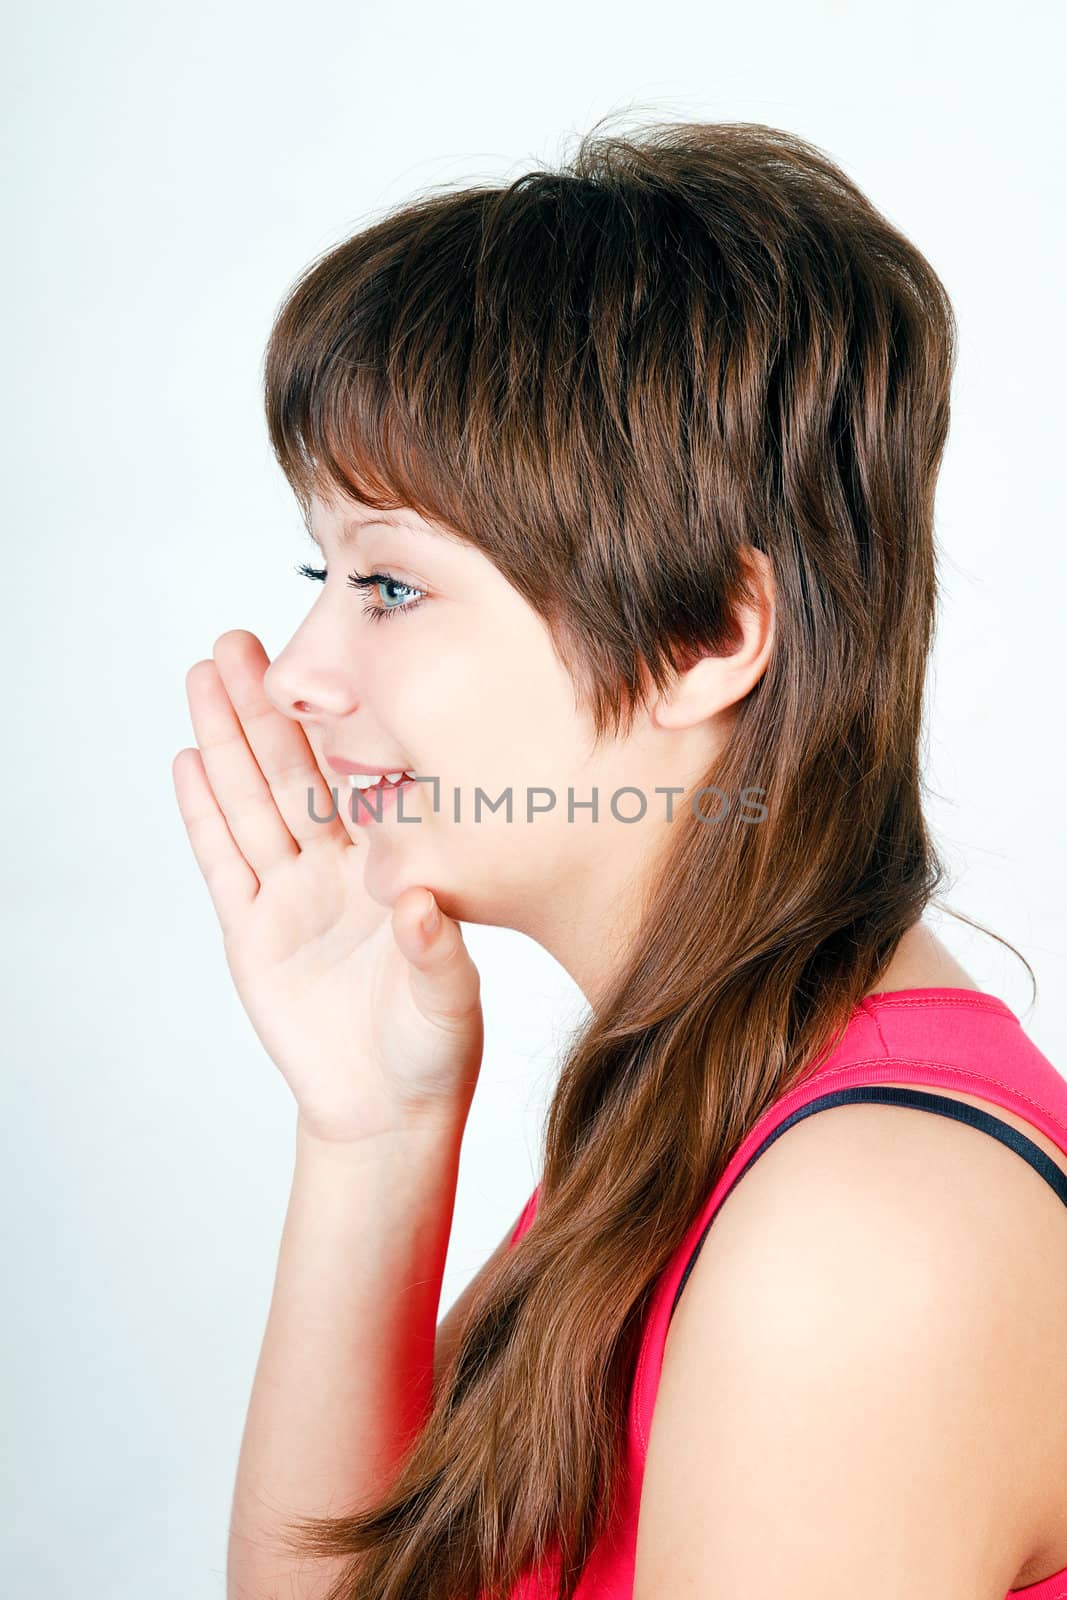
[346,771,416,791]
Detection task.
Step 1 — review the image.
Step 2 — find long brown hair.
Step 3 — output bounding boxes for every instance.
[261,113,1035,1599]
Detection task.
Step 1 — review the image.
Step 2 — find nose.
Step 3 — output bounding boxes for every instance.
[263,633,360,725]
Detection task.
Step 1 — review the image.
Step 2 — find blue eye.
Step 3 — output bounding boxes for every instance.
[295,563,426,622]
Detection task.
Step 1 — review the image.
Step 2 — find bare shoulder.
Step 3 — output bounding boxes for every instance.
[632,1097,1067,1599]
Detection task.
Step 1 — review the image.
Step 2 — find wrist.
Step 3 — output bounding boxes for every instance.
[294,1105,469,1166]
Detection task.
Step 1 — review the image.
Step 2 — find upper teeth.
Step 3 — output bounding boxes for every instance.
[347,771,411,789]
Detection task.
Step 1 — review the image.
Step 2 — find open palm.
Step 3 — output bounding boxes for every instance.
[172,629,483,1144]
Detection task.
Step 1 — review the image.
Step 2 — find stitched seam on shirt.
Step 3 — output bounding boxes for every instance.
[863,994,1015,1017]
[634,1052,1067,1458]
[860,995,891,1056]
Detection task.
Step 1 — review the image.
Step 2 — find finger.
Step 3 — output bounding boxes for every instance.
[391,888,483,1030]
[185,656,300,878]
[211,630,350,852]
[172,746,258,939]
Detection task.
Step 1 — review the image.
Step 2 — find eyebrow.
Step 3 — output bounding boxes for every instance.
[308,515,465,551]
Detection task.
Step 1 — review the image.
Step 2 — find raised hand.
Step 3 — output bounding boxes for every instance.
[172,629,483,1145]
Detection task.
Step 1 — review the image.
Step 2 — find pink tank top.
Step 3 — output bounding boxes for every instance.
[503,987,1067,1599]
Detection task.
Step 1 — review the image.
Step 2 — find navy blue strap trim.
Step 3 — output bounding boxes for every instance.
[669,1085,1067,1325]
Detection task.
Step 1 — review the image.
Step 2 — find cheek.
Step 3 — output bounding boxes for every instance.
[380,618,580,785]
[405,678,465,740]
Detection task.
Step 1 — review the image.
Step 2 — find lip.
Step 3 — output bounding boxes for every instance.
[323,754,414,777]
[346,776,417,829]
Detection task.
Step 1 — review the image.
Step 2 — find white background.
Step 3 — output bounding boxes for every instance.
[4,2,1065,1594]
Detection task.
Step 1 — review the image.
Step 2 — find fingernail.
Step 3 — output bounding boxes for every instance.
[422,895,439,935]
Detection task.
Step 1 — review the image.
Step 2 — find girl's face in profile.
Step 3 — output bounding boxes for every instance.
[264,491,710,958]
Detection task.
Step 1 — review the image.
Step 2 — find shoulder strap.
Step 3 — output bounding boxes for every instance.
[669,1085,1067,1325]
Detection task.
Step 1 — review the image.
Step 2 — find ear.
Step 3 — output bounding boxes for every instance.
[650,546,775,732]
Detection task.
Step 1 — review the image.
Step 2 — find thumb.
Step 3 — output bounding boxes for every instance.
[391,888,481,1026]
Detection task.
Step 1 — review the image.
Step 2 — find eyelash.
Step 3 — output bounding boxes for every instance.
[296,562,427,622]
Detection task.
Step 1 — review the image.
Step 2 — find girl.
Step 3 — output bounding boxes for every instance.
[173,118,1067,1599]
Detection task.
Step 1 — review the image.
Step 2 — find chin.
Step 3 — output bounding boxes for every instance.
[359,833,501,929]
[359,843,437,913]
[357,844,402,909]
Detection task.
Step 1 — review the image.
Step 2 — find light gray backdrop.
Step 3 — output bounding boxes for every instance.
[4,1,1065,1594]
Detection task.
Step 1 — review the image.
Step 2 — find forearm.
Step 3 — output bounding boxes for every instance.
[227,1113,467,1600]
